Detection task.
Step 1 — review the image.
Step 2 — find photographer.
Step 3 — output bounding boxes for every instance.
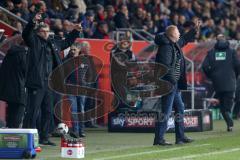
[22,12,82,146]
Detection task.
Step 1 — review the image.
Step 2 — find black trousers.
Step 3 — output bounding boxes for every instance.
[49,92,62,134]
[233,101,240,118]
[6,102,25,128]
[215,91,234,127]
[23,84,53,141]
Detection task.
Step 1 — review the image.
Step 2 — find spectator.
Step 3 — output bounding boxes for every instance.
[178,14,186,33]
[201,18,215,40]
[214,19,226,36]
[127,0,138,17]
[82,10,96,38]
[28,3,36,19]
[156,13,171,33]
[105,5,116,32]
[12,20,23,34]
[114,4,130,29]
[229,20,238,39]
[143,20,155,35]
[6,0,14,12]
[33,1,51,25]
[144,12,152,22]
[143,0,153,12]
[51,19,64,39]
[192,0,202,18]
[1,0,240,42]
[63,19,74,34]
[64,42,85,137]
[170,12,179,26]
[67,0,86,21]
[92,21,109,39]
[95,4,105,22]
[51,18,63,33]
[178,0,195,21]
[130,8,144,29]
[12,0,30,21]
[46,3,64,19]
[80,41,99,128]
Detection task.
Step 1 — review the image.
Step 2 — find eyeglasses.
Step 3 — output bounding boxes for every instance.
[39,30,50,33]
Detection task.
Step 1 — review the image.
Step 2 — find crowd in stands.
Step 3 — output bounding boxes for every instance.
[0,0,240,41]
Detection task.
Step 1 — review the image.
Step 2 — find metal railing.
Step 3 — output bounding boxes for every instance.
[0,6,27,25]
[114,28,154,44]
[184,56,195,110]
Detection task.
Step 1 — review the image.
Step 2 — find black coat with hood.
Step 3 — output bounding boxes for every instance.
[154,28,197,90]
[0,45,27,105]
[202,40,240,92]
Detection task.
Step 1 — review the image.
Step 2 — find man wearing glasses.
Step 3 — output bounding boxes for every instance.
[22,13,82,146]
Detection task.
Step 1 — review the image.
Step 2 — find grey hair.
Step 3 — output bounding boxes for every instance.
[71,42,82,49]
[35,22,49,32]
[81,41,90,48]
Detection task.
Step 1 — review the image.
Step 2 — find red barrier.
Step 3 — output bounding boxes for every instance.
[61,39,150,125]
[0,101,7,126]
[0,21,17,37]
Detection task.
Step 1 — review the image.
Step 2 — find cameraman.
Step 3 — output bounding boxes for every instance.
[22,13,82,146]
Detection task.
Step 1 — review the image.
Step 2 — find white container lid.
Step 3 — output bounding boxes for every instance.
[0,129,38,134]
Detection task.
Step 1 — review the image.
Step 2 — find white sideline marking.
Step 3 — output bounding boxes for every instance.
[164,148,240,160]
[94,144,210,160]
[87,145,148,154]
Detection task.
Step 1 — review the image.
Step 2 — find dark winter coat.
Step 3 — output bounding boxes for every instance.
[64,54,97,86]
[0,45,27,105]
[22,20,81,89]
[154,28,197,90]
[114,12,130,29]
[202,40,240,92]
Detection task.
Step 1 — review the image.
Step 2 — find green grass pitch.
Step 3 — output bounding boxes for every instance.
[37,120,240,160]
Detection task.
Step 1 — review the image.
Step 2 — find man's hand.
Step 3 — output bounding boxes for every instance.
[73,23,83,32]
[33,13,42,23]
[194,19,201,32]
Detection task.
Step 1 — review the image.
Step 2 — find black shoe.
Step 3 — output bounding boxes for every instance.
[175,141,184,145]
[156,139,173,146]
[176,137,194,144]
[182,137,194,143]
[79,133,86,138]
[51,132,62,137]
[227,126,233,132]
[39,139,56,146]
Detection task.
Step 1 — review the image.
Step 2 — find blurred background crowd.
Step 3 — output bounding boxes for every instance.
[0,0,240,41]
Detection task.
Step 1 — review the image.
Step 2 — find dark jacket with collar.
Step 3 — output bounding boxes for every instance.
[114,12,130,29]
[22,20,80,89]
[0,45,27,105]
[63,53,97,87]
[202,40,240,92]
[154,28,197,90]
